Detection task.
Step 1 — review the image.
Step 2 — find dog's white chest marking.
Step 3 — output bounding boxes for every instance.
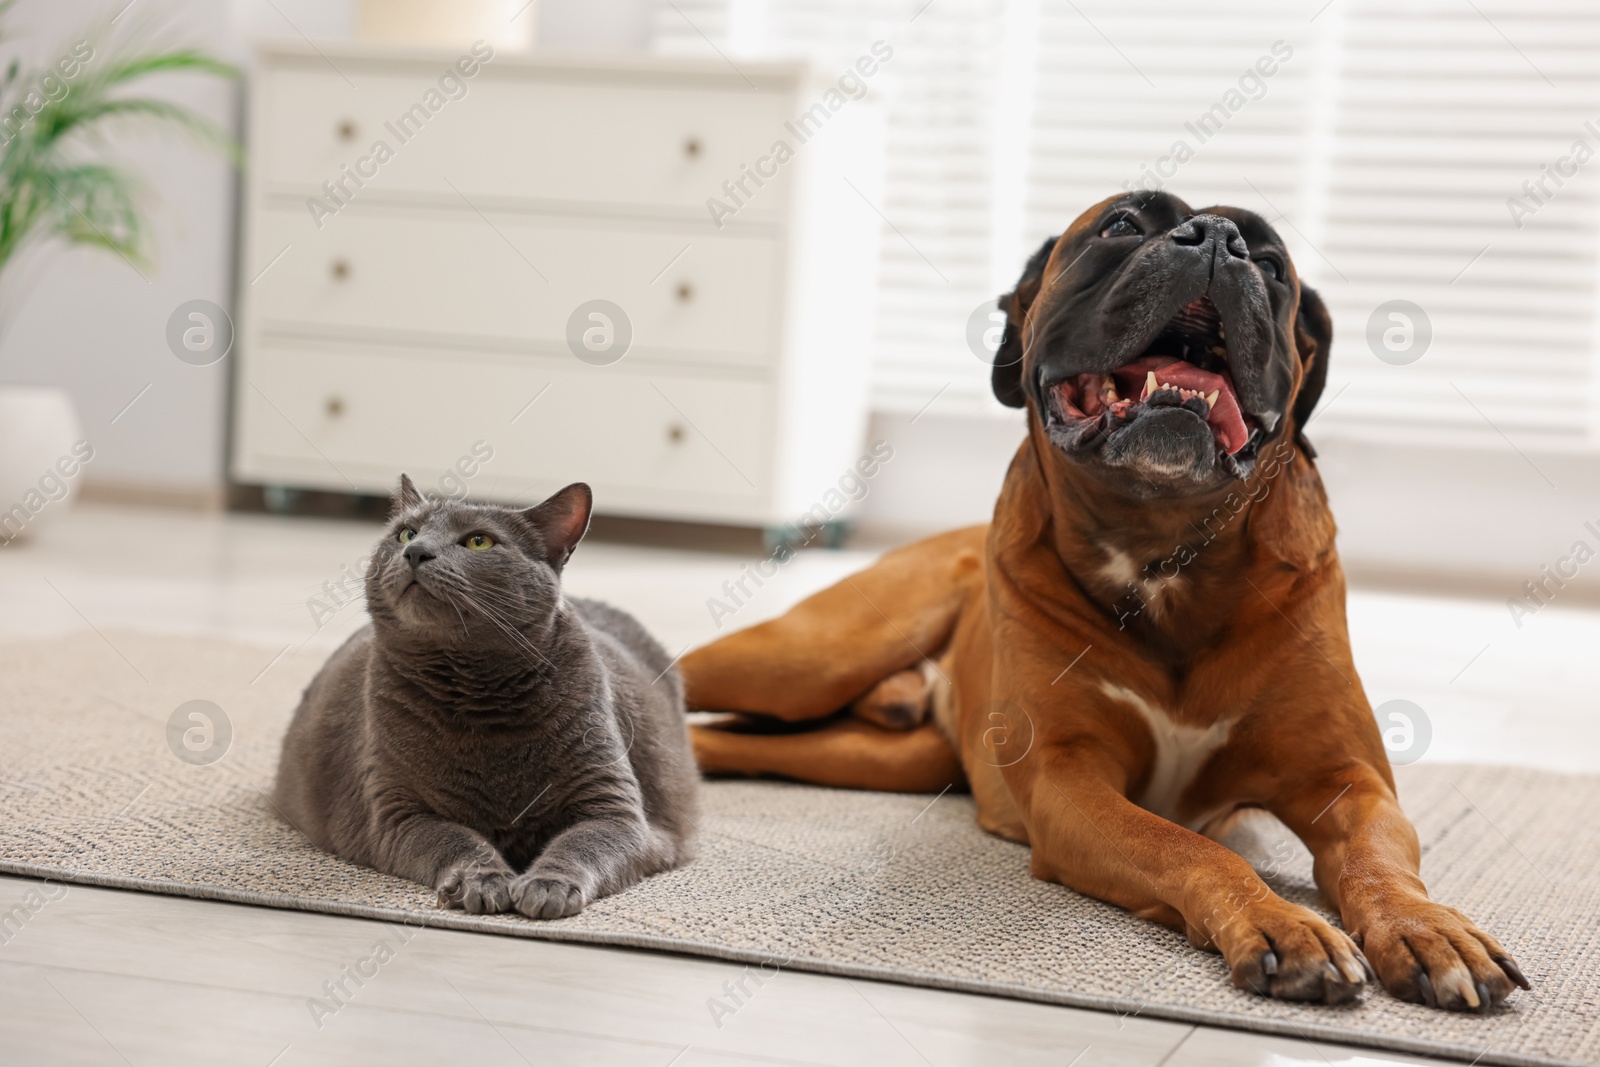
[1099,545,1139,587]
[1097,543,1186,624]
[1099,681,1232,828]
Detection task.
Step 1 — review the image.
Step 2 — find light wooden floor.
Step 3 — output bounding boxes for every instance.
[5,502,1591,1066]
[0,875,1456,1067]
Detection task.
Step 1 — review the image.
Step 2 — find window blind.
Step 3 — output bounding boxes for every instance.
[1310,0,1600,450]
[653,0,1600,450]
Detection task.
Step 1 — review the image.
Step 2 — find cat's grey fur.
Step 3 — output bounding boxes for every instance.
[273,475,698,918]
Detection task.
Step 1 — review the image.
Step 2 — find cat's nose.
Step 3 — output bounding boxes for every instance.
[403,542,435,568]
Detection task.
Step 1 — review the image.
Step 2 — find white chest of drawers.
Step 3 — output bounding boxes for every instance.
[231,43,884,526]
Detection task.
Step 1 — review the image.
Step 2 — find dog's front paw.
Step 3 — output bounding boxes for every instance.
[1356,899,1530,1011]
[1222,899,1371,1005]
[437,860,514,914]
[510,872,586,920]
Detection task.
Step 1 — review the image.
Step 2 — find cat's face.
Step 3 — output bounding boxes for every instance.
[366,476,593,648]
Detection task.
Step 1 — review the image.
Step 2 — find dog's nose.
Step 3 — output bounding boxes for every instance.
[1170,214,1250,261]
[403,542,435,568]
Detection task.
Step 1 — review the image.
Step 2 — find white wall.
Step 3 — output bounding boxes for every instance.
[858,410,1024,536]
[537,0,652,49]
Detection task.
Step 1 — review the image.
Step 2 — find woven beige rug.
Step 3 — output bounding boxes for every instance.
[1,632,1596,1066]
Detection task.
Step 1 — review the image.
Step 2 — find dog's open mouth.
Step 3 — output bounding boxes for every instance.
[1045,297,1258,461]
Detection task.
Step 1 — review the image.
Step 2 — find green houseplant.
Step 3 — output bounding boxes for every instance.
[0,3,237,541]
[0,2,238,282]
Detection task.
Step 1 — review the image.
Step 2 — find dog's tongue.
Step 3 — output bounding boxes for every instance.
[1113,356,1250,454]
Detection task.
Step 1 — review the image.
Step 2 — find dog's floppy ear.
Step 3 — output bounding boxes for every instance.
[1291,283,1332,457]
[992,236,1059,408]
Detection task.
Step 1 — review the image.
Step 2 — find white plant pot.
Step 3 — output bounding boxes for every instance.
[0,386,85,544]
[356,0,536,51]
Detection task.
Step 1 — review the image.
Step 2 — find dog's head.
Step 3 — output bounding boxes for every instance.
[992,191,1331,495]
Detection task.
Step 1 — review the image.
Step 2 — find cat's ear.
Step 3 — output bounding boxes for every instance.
[393,473,424,514]
[522,482,592,570]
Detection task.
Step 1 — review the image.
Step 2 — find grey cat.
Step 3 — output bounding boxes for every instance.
[273,475,698,918]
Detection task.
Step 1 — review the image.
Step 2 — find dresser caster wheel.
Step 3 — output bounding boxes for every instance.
[815,519,851,550]
[262,485,303,515]
[761,525,801,556]
[761,519,850,555]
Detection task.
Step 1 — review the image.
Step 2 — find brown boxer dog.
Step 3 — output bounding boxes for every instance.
[682,191,1531,1012]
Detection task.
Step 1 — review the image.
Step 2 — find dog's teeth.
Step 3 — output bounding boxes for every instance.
[1144,371,1158,399]
[1205,389,1219,409]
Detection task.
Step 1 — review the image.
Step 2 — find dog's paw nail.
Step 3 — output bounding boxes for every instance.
[1495,955,1532,990]
[1476,980,1493,1014]
[1417,971,1438,1008]
[1261,950,1279,976]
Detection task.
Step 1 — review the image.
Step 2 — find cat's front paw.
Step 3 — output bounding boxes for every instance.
[510,872,586,919]
[437,861,514,914]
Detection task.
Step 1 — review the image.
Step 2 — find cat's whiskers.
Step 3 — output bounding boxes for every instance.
[442,588,471,636]
[433,574,557,674]
[446,579,544,629]
[477,608,560,676]
[442,584,527,658]
[414,572,473,634]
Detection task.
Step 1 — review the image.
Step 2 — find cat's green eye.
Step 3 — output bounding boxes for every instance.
[465,534,494,550]
[397,528,417,544]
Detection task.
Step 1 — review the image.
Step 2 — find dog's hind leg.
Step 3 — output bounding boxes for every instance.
[680,525,986,722]
[692,720,963,794]
[850,660,938,731]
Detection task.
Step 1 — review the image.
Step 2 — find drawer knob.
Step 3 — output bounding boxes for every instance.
[683,137,701,158]
[337,120,357,142]
[666,424,686,444]
[325,396,345,418]
[675,282,694,303]
[331,259,350,280]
